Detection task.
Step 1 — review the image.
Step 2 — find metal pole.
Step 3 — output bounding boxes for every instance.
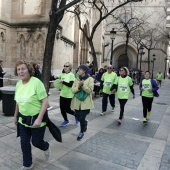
[139,52,142,82]
[110,39,113,65]
[151,60,154,79]
[164,59,167,79]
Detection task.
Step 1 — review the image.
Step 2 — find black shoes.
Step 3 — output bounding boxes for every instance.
[77,132,84,141]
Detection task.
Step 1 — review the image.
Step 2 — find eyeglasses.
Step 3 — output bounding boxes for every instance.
[64,65,69,67]
[120,70,124,71]
[107,67,112,69]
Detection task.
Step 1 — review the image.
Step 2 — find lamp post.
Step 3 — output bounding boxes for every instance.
[164,57,168,79]
[139,45,144,82]
[110,28,116,65]
[151,54,156,79]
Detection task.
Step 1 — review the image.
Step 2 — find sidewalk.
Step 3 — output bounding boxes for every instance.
[0,79,170,170]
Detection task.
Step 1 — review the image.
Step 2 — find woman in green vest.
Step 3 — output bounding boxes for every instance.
[156,71,163,87]
[54,62,77,127]
[71,65,94,140]
[140,71,158,123]
[111,67,135,124]
[13,61,50,170]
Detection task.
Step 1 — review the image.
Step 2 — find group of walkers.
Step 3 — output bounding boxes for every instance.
[99,65,159,124]
[11,60,160,170]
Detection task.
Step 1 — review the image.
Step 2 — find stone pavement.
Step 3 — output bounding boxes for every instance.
[0,79,170,170]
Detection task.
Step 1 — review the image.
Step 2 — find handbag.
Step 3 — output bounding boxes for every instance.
[75,88,88,101]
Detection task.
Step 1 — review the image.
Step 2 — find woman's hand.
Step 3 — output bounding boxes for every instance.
[13,117,18,126]
[111,89,116,94]
[78,81,84,88]
[32,118,42,127]
[148,89,152,93]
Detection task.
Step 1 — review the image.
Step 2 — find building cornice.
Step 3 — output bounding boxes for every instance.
[0,20,75,47]
[60,35,76,48]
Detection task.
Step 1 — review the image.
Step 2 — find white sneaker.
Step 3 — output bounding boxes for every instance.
[20,164,33,170]
[44,145,51,160]
[47,106,53,111]
[112,107,115,112]
[100,111,106,115]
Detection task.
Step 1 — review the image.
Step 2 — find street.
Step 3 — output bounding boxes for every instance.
[0,80,170,170]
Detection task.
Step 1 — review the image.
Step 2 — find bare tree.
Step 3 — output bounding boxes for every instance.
[112,6,144,59]
[68,0,143,71]
[42,0,83,92]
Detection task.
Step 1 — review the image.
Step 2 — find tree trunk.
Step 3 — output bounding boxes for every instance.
[42,16,58,93]
[42,0,67,93]
[136,48,139,69]
[125,33,129,58]
[89,39,98,71]
[148,49,150,71]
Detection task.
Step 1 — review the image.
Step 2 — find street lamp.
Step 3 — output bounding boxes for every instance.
[164,57,168,79]
[151,54,156,79]
[110,28,116,65]
[139,45,144,82]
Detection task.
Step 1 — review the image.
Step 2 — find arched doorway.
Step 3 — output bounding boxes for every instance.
[118,54,129,67]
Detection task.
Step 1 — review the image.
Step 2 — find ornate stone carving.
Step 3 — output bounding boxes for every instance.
[0,31,6,61]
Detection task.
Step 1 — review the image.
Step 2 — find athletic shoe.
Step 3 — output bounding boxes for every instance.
[75,117,79,125]
[84,120,88,132]
[100,111,106,115]
[147,111,151,117]
[20,164,33,170]
[60,120,69,127]
[112,107,115,112]
[44,145,51,160]
[118,119,122,124]
[143,118,147,123]
[47,106,53,111]
[77,132,84,141]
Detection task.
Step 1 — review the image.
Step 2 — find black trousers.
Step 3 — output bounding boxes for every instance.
[142,96,154,118]
[19,124,49,167]
[75,110,90,133]
[60,96,75,121]
[102,93,115,112]
[118,99,128,119]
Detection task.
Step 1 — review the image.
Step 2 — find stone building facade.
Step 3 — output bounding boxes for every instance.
[0,0,169,84]
[104,0,168,77]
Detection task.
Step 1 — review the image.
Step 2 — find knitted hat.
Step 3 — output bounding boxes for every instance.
[79,64,89,73]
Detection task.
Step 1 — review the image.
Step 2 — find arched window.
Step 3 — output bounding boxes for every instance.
[0,32,5,59]
[29,36,35,61]
[20,35,26,59]
[36,35,44,61]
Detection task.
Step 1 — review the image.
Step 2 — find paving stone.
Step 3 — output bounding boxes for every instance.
[74,131,149,169]
[107,118,159,138]
[160,145,170,170]
[56,151,100,170]
[44,164,64,170]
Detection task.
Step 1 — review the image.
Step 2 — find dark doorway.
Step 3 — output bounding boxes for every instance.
[118,54,129,67]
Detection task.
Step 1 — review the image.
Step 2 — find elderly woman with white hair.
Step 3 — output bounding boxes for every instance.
[110,67,135,124]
